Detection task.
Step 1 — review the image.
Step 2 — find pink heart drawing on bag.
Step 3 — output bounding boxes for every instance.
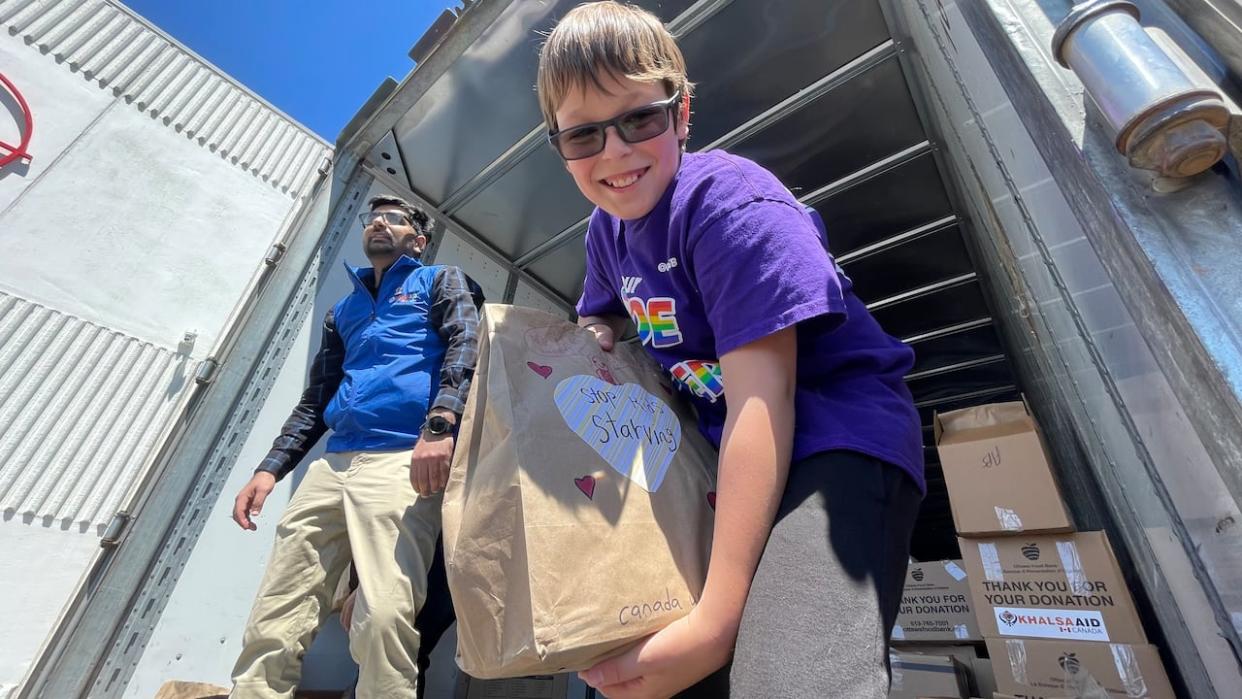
[527,361,553,379]
[574,475,596,500]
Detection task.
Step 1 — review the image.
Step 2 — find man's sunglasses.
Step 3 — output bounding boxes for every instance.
[547,91,682,161]
[358,211,414,228]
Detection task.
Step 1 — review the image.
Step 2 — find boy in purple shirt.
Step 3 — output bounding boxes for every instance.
[537,3,924,697]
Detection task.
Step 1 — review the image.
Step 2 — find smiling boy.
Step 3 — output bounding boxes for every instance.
[537,3,925,697]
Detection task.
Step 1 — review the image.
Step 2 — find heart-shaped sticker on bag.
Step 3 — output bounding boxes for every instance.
[554,375,681,492]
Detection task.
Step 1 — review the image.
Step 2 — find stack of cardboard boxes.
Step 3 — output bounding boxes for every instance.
[889,557,990,699]
[891,401,1178,699]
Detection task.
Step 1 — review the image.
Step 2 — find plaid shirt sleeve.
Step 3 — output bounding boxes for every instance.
[429,266,482,417]
[255,309,345,480]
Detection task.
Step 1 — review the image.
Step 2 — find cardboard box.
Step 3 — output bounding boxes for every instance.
[894,560,983,642]
[893,643,981,666]
[890,652,970,699]
[970,657,998,699]
[987,637,1175,698]
[892,646,989,697]
[959,532,1146,644]
[934,402,1072,536]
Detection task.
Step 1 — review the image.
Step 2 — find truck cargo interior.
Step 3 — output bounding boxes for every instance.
[9,1,1242,697]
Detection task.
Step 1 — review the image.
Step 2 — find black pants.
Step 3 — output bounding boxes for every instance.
[676,450,922,698]
[413,536,456,699]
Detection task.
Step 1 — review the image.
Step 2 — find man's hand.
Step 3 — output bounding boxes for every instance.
[233,471,277,531]
[410,431,455,496]
[579,608,734,698]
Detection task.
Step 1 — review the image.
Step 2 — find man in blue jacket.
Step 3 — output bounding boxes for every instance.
[228,195,480,699]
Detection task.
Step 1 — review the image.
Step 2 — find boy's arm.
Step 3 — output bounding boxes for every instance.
[696,326,796,635]
[580,327,797,696]
[577,217,628,350]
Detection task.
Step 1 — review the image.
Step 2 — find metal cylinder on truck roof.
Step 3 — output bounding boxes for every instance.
[1051,0,1230,178]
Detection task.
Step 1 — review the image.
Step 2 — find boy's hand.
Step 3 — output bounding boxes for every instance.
[585,322,615,351]
[232,471,276,531]
[410,432,454,496]
[579,608,733,699]
[578,314,622,352]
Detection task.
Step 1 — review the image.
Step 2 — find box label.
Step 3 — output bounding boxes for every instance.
[993,606,1110,641]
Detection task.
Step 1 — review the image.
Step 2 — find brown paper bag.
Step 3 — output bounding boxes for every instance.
[443,304,717,678]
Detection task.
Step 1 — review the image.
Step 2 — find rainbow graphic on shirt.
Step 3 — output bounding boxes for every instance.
[627,296,683,348]
[670,360,725,403]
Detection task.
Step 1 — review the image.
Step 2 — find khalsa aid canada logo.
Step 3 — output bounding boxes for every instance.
[995,606,1110,641]
[0,72,34,170]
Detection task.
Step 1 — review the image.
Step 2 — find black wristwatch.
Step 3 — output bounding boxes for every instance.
[422,414,454,436]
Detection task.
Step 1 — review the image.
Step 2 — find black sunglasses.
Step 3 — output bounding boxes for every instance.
[359,211,415,229]
[548,91,682,161]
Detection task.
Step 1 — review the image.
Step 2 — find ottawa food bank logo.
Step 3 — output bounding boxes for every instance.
[0,71,34,170]
[1021,543,1041,560]
[390,289,421,305]
[911,568,924,582]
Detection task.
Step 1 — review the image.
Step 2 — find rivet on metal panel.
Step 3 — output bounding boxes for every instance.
[100,512,132,549]
[193,358,220,385]
[263,242,287,267]
[1217,515,1236,535]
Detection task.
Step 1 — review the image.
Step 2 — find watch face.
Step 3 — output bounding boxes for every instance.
[426,416,451,434]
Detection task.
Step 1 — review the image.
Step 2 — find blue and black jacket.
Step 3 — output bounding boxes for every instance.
[257,255,483,480]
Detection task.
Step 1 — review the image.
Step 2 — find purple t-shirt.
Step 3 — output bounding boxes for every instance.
[576,150,925,491]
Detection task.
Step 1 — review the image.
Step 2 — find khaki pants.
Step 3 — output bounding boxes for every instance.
[230,450,440,699]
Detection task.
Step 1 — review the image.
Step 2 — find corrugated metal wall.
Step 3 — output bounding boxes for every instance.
[0,291,186,533]
[0,0,329,195]
[0,0,335,689]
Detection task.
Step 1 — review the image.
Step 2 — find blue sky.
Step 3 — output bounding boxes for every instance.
[123,0,455,141]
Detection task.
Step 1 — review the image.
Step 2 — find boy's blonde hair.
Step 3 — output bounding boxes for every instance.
[537,1,693,132]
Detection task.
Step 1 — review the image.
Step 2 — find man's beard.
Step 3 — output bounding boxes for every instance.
[365,238,395,255]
